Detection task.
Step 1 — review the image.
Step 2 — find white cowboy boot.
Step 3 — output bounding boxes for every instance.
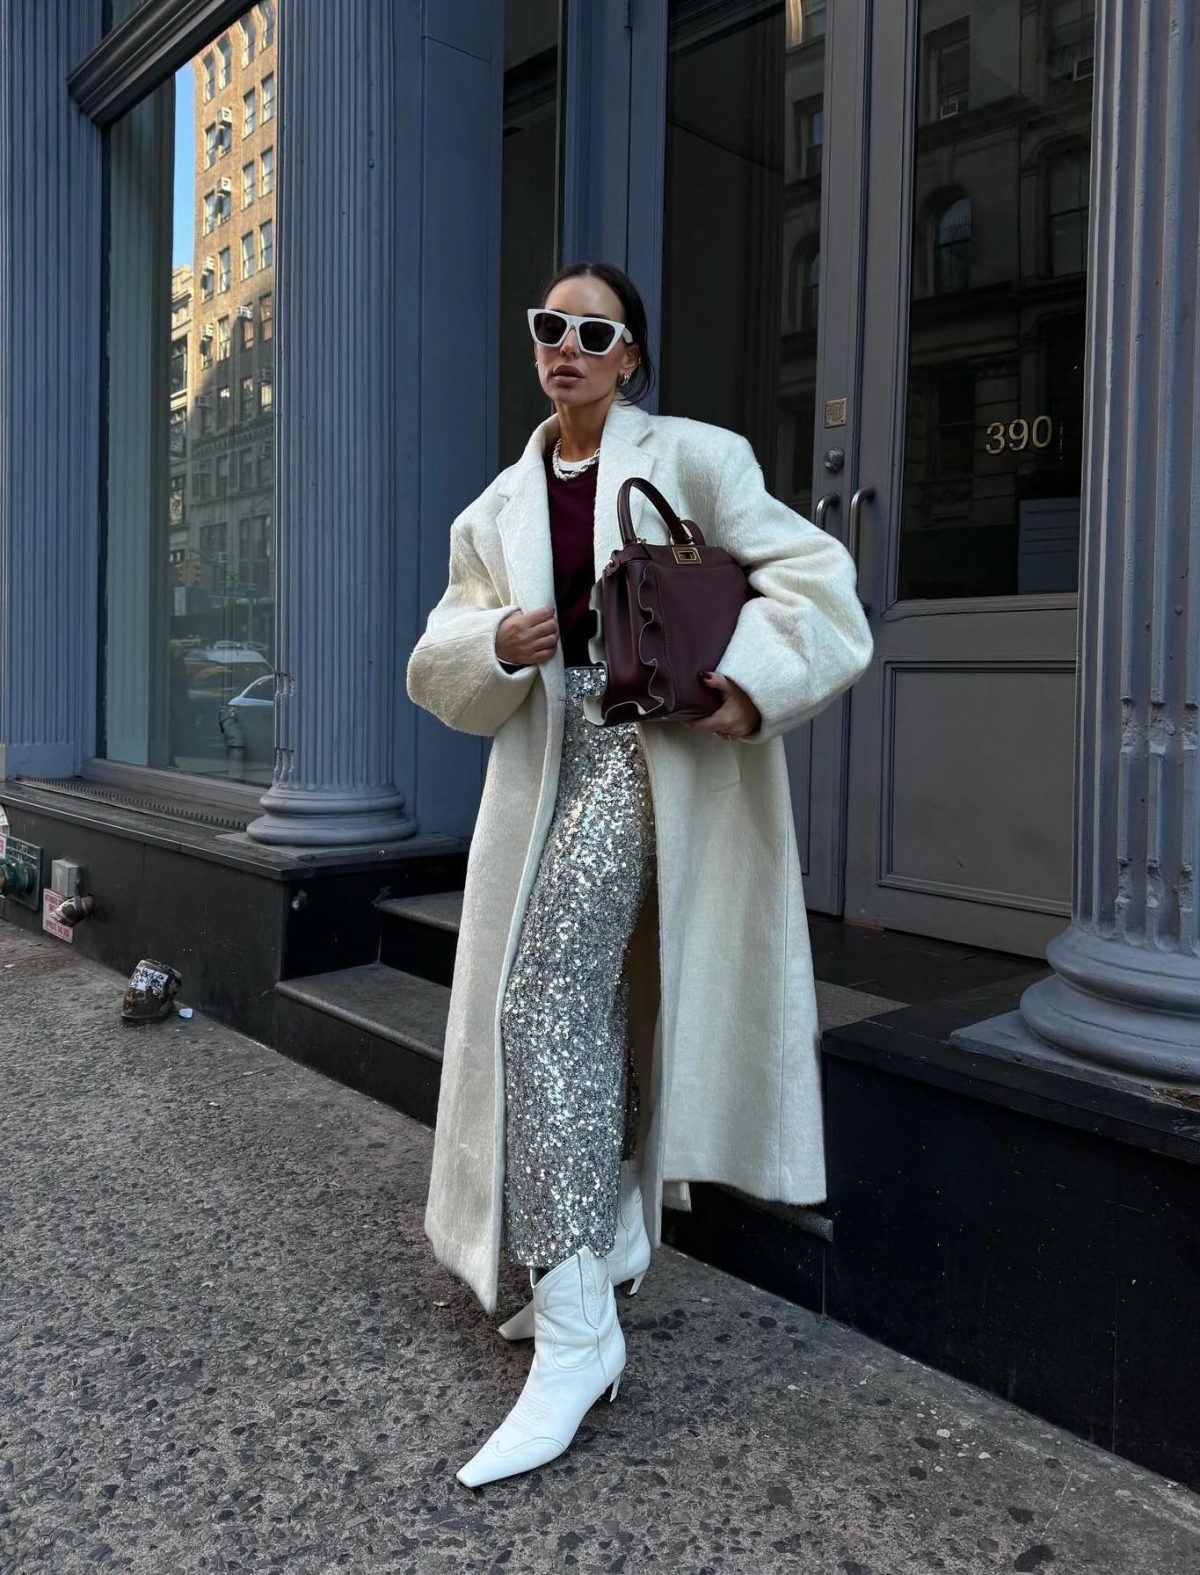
[456,1244,626,1488]
[498,1159,652,1342]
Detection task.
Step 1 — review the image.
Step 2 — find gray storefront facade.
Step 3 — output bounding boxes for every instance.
[3,0,1199,1486]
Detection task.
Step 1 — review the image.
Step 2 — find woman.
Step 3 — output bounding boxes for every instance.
[406,261,873,1489]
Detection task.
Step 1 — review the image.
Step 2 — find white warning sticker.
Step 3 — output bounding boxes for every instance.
[42,889,74,943]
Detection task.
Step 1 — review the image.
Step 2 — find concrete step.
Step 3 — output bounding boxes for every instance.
[377,890,463,931]
[275,962,448,1126]
[377,890,463,985]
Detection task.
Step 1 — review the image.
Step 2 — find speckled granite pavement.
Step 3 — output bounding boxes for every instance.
[3,924,1200,1575]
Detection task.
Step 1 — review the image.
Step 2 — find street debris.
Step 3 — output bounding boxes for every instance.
[120,958,183,1025]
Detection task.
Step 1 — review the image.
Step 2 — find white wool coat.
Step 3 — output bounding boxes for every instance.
[406,396,873,1316]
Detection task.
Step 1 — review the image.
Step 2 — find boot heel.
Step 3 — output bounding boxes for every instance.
[626,1271,646,1296]
[609,1372,622,1403]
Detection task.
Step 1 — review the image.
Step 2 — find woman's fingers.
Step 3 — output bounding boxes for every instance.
[686,696,736,731]
[513,611,554,661]
[687,712,734,732]
[686,674,756,736]
[686,673,730,730]
[503,606,558,665]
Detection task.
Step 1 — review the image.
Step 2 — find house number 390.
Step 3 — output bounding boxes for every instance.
[985,416,1054,454]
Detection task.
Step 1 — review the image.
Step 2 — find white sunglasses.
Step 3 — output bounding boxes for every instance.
[527,307,633,356]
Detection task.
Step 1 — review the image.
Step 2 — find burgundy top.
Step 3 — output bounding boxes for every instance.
[543,448,599,668]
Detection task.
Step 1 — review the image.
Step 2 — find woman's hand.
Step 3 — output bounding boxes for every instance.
[685,671,762,739]
[497,606,559,667]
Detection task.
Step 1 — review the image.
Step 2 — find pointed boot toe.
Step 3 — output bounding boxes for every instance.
[455,1387,572,1486]
[459,1245,625,1488]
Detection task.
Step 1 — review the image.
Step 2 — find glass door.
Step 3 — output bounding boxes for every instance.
[657,0,863,914]
[843,0,1094,955]
[649,0,1091,949]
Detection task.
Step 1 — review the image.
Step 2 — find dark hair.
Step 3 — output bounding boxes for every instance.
[535,260,657,407]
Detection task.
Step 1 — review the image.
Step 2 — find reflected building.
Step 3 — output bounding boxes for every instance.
[899,0,1093,597]
[781,2,826,520]
[66,0,282,787]
[178,2,276,651]
[169,264,192,582]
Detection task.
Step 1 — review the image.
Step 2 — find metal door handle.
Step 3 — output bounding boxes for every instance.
[848,486,875,566]
[815,491,840,531]
[848,486,875,617]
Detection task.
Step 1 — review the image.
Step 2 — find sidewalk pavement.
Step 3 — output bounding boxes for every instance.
[2,922,1199,1575]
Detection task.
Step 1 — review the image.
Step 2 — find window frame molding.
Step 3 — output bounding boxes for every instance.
[80,755,267,816]
[69,0,252,127]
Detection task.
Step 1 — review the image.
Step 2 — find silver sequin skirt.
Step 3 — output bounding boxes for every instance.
[500,661,657,1268]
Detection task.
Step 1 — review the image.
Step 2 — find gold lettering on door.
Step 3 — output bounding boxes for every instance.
[985,416,1055,454]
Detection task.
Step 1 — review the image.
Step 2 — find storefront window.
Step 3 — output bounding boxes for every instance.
[102,2,279,784]
[662,0,826,520]
[499,0,562,468]
[897,0,1094,599]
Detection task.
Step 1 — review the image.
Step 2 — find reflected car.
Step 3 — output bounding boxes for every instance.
[217,672,276,767]
[181,644,273,752]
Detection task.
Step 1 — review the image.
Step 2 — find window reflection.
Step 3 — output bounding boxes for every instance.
[898,0,1094,600]
[662,1,824,520]
[105,2,279,784]
[1049,149,1089,276]
[932,194,971,294]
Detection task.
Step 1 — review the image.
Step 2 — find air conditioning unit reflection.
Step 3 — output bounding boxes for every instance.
[939,97,965,119]
[195,394,213,407]
[218,176,232,193]
[204,255,216,270]
[236,304,254,319]
[200,324,214,340]
[1073,56,1094,80]
[219,106,233,124]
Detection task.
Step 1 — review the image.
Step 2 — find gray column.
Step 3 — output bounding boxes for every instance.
[0,0,104,781]
[247,0,415,846]
[954,0,1200,1082]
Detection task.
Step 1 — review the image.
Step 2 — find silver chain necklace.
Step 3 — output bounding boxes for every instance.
[551,436,600,482]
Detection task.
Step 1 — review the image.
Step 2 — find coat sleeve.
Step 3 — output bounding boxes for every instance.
[712,433,874,746]
[406,511,539,738]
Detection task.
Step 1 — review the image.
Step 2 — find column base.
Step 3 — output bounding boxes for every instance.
[247,784,417,848]
[949,1009,1198,1100]
[952,923,1200,1089]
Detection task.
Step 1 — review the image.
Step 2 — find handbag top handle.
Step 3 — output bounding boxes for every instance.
[616,476,705,550]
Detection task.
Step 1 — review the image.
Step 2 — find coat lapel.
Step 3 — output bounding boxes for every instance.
[494,398,658,701]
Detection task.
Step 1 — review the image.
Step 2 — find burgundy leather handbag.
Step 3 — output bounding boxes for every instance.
[584,475,760,726]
